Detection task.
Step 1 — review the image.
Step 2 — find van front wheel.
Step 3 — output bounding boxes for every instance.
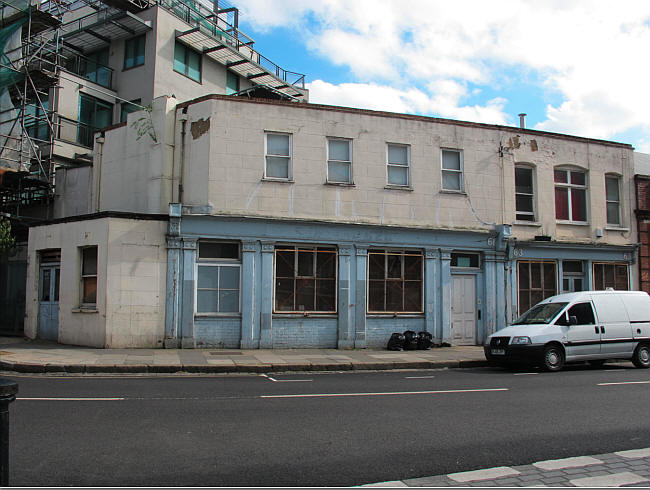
[632,343,650,369]
[542,345,564,372]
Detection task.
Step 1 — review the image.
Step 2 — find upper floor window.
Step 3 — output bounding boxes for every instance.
[124,34,145,69]
[368,249,423,313]
[80,48,110,87]
[78,94,113,147]
[605,174,621,226]
[515,165,535,221]
[441,149,463,191]
[173,42,201,83]
[226,70,239,95]
[120,99,141,123]
[554,168,587,222]
[387,143,410,186]
[196,241,241,314]
[274,245,337,313]
[265,132,292,180]
[327,138,352,184]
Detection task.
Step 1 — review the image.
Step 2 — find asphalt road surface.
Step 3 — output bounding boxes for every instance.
[6,362,650,486]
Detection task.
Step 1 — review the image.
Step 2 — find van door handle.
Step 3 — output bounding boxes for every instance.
[600,326,605,334]
[595,326,599,334]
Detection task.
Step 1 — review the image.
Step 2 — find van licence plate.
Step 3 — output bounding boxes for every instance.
[491,348,505,355]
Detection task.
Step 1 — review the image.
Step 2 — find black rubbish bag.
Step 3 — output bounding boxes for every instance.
[403,330,419,350]
[417,331,433,350]
[387,332,405,351]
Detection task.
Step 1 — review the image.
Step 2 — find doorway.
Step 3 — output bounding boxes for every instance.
[37,250,60,341]
[451,274,477,345]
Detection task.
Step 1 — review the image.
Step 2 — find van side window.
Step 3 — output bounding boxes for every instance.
[568,302,595,325]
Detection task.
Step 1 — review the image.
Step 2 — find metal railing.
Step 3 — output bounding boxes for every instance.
[55,115,96,148]
[159,0,305,89]
[61,48,113,88]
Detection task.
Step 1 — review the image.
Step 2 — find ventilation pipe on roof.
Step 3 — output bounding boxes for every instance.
[518,113,527,129]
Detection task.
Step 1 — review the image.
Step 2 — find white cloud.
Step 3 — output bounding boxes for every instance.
[235,0,650,145]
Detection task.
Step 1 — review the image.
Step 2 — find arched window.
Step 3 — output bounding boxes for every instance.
[515,164,535,221]
[554,167,587,222]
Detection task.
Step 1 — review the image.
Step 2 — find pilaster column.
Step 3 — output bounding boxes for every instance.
[424,248,440,342]
[337,246,353,349]
[240,241,259,349]
[180,238,197,348]
[259,242,274,348]
[440,249,452,344]
[354,247,367,348]
[483,252,498,339]
[164,236,182,348]
[495,252,507,332]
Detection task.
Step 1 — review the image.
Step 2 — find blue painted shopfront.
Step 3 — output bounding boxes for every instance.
[164,209,636,349]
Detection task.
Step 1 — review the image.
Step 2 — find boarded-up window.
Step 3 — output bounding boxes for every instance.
[518,261,557,315]
[368,249,423,313]
[274,246,337,312]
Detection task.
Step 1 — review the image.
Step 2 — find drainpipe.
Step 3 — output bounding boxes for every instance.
[94,135,104,212]
[177,112,188,203]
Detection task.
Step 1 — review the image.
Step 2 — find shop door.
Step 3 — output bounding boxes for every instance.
[451,275,477,345]
[38,262,60,341]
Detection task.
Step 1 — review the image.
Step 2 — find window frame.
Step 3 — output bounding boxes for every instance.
[226,69,240,95]
[120,98,141,123]
[386,142,411,187]
[326,137,353,184]
[367,249,424,314]
[554,167,588,223]
[451,252,480,269]
[441,148,464,192]
[592,262,629,291]
[80,246,98,308]
[605,174,622,226]
[123,34,146,70]
[173,41,202,83]
[517,260,557,316]
[273,245,338,314]
[264,131,292,181]
[515,164,536,222]
[195,241,241,315]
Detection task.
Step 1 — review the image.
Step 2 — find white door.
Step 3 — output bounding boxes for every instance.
[451,275,476,345]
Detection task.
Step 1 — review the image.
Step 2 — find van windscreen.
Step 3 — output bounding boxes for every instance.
[513,302,568,325]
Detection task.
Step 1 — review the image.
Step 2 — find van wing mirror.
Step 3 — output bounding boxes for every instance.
[569,315,578,326]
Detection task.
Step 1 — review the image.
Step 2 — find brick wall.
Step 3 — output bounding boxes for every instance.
[194,318,242,348]
[271,317,338,348]
[636,176,650,295]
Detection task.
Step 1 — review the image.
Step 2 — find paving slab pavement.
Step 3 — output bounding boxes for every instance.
[360,448,650,487]
[0,336,488,374]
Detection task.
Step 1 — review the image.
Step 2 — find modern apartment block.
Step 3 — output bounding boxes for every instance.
[0,0,307,335]
[3,0,639,349]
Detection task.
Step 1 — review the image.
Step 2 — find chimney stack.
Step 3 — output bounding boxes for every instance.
[518,113,527,129]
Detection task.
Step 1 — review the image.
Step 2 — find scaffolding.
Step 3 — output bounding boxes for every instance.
[0,0,306,218]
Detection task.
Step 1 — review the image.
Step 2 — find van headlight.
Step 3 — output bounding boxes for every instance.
[511,336,532,345]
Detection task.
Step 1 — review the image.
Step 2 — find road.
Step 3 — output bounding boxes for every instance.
[6,363,650,486]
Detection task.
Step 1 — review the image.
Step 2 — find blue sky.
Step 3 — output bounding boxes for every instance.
[231,0,650,152]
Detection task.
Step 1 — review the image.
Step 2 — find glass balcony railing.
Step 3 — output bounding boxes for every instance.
[62,50,113,89]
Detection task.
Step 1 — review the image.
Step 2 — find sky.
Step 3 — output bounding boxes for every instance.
[229,0,650,152]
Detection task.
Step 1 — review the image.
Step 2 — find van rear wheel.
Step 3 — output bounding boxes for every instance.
[632,343,650,369]
[542,344,564,372]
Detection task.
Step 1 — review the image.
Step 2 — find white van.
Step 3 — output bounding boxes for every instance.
[484,290,650,371]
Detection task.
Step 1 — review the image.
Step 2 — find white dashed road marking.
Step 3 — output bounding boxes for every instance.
[598,381,650,386]
[260,388,508,398]
[17,397,125,401]
[513,372,539,376]
[569,472,647,487]
[404,375,436,379]
[447,466,520,483]
[532,456,602,470]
